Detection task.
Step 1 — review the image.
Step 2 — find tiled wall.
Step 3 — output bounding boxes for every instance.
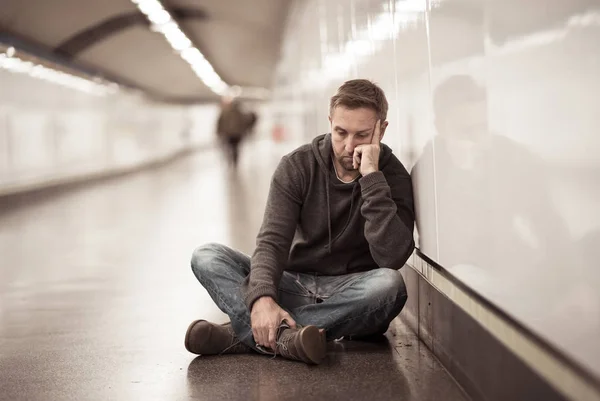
[269,0,600,379]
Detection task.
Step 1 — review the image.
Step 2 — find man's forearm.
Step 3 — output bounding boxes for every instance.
[359,172,415,268]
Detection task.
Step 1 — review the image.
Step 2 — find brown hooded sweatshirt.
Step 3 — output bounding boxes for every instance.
[242,133,415,309]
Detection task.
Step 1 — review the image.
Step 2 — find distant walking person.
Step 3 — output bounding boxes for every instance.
[217,97,254,167]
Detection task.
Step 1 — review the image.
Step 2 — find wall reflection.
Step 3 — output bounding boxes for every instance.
[413,74,571,306]
[268,0,600,377]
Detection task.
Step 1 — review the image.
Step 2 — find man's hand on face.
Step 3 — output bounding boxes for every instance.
[250,296,297,351]
[353,120,382,176]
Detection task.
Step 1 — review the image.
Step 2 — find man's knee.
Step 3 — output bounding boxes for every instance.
[190,242,226,277]
[365,269,407,303]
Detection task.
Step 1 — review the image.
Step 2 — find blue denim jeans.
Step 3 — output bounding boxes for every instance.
[190,243,407,351]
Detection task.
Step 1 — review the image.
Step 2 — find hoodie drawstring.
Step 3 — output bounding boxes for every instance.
[325,169,360,255]
[325,173,332,254]
[313,133,376,255]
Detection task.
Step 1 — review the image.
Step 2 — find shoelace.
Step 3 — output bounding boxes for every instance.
[246,320,297,359]
[274,333,302,361]
[275,341,288,352]
[270,322,294,359]
[219,339,245,355]
[218,330,252,355]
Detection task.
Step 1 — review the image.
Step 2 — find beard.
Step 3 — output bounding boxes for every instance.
[335,154,357,172]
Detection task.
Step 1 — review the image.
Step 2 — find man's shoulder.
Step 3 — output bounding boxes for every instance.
[281,142,316,166]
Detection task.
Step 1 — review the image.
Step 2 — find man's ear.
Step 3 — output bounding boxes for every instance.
[380,120,389,141]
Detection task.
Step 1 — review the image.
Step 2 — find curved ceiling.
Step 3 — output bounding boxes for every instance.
[0,0,292,102]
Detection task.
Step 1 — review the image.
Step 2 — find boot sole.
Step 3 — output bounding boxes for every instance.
[298,325,327,364]
[184,319,205,353]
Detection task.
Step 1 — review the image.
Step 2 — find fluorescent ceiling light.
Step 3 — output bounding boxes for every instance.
[131,0,270,99]
[180,47,205,64]
[131,0,229,96]
[148,9,171,25]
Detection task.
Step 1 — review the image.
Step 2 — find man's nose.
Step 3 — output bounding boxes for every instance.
[345,137,357,154]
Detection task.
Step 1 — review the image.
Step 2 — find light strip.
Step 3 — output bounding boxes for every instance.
[131,0,229,95]
[302,0,440,89]
[486,10,600,56]
[0,47,118,96]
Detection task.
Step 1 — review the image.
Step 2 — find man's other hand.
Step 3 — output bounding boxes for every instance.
[250,296,297,351]
[353,119,382,176]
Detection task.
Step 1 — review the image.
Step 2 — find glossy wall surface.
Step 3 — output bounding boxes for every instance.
[268,0,600,377]
[0,68,219,195]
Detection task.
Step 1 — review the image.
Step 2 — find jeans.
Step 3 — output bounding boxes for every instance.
[190,243,407,352]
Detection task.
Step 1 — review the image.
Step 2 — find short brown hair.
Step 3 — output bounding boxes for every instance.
[329,79,388,121]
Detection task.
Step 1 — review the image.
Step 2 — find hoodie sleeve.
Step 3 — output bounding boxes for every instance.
[242,155,303,309]
[359,167,415,269]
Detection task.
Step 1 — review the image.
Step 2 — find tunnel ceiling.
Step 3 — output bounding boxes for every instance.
[0,0,292,102]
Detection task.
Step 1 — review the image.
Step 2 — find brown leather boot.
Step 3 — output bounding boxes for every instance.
[185,320,252,355]
[274,322,327,365]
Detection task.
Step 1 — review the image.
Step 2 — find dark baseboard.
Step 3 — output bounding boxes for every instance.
[400,254,599,401]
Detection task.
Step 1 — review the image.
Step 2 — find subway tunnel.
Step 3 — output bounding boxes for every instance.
[1,0,600,400]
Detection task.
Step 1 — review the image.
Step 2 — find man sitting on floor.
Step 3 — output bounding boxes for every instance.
[185,79,415,364]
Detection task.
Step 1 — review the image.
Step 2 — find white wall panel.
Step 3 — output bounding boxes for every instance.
[0,69,219,194]
[8,110,54,174]
[0,107,8,181]
[268,0,600,377]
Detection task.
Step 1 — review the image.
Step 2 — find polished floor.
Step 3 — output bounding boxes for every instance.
[0,140,468,401]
